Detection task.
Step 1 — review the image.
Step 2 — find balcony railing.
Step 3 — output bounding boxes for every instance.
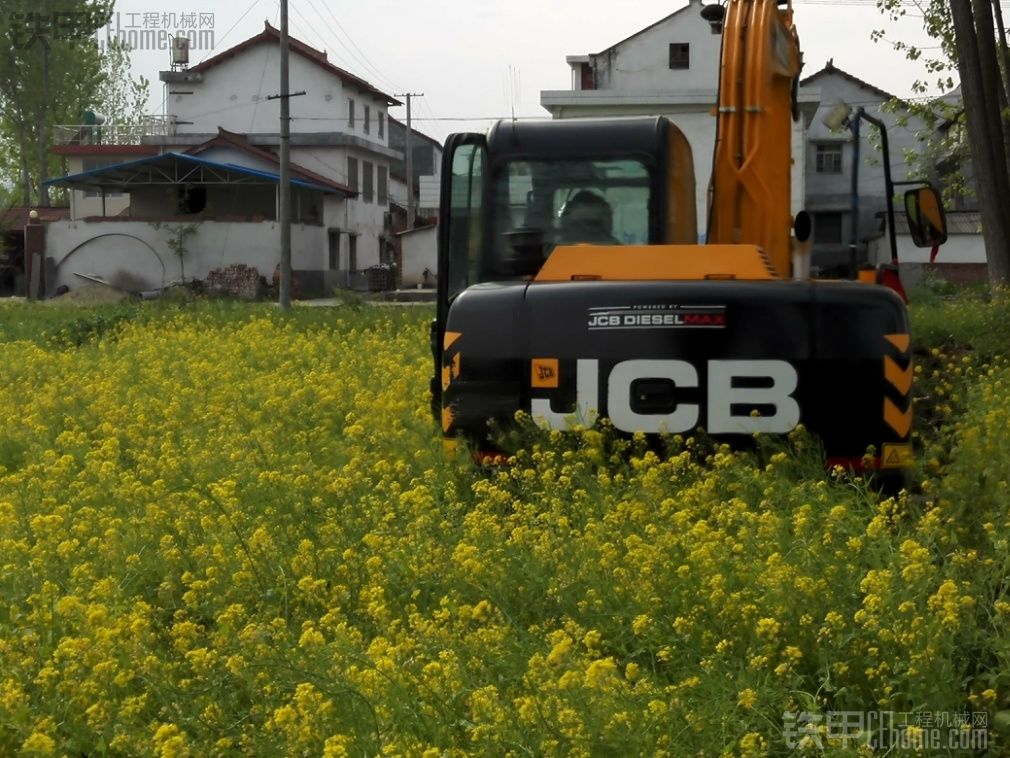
[54,115,177,146]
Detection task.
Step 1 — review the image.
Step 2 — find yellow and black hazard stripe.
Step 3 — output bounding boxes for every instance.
[441,331,462,436]
[881,332,914,468]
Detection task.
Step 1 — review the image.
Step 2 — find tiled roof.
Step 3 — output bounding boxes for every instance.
[186,128,354,196]
[800,59,904,105]
[188,22,400,106]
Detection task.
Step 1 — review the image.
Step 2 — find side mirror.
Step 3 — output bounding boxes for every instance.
[904,186,947,248]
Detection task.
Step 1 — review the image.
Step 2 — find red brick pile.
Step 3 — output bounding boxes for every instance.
[205,264,264,300]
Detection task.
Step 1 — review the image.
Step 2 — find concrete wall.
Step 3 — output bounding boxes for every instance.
[45,219,326,293]
[287,145,389,270]
[592,2,721,92]
[867,224,987,288]
[170,43,390,150]
[869,230,986,266]
[129,186,177,217]
[398,225,437,287]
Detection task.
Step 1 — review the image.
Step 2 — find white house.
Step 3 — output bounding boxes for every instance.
[540,0,808,242]
[798,60,935,274]
[44,22,403,296]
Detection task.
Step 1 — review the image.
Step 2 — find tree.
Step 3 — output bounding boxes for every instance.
[949,0,1010,282]
[96,39,151,131]
[0,0,149,207]
[876,0,1010,284]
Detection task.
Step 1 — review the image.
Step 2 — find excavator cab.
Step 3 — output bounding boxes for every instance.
[437,118,697,301]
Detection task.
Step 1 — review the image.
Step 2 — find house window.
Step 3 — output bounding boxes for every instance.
[816,143,843,173]
[814,212,844,244]
[669,43,690,70]
[364,105,370,134]
[377,165,388,205]
[362,160,374,203]
[378,112,384,140]
[349,233,358,271]
[328,229,340,269]
[348,98,355,129]
[348,156,359,192]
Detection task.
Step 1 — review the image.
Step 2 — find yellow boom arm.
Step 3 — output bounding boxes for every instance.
[707,0,801,277]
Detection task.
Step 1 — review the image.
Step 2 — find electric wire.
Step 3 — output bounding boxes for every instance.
[195,0,264,65]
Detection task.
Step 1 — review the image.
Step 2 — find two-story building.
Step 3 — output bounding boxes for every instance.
[540,0,807,242]
[44,22,403,296]
[798,60,930,274]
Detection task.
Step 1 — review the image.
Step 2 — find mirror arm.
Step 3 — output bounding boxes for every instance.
[854,109,899,266]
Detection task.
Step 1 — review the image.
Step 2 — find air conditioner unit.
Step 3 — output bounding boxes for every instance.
[171,37,190,66]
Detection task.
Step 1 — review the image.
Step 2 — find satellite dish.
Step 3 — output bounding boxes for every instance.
[822,101,852,133]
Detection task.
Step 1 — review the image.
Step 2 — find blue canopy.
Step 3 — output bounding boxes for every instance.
[46,152,351,196]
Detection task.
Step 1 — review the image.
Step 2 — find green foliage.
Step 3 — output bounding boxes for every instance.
[40,306,138,347]
[910,285,1010,356]
[873,0,976,207]
[149,221,199,282]
[874,0,957,95]
[0,0,149,205]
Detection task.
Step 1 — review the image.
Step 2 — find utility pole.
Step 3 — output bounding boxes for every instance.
[37,27,51,207]
[395,92,424,228]
[278,0,292,309]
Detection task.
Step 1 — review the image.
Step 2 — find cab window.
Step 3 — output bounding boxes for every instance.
[491,158,651,276]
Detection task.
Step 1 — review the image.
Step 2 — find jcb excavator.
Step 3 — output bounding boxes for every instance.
[431,0,947,470]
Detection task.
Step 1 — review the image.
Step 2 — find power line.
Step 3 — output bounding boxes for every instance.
[296,0,388,86]
[283,2,337,66]
[315,1,403,94]
[195,0,264,65]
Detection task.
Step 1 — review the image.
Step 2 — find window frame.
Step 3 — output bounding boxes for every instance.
[669,43,690,70]
[328,228,340,270]
[377,164,388,205]
[815,143,844,174]
[362,160,374,203]
[347,156,359,193]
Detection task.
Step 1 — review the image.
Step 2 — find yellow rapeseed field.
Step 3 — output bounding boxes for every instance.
[0,295,1007,756]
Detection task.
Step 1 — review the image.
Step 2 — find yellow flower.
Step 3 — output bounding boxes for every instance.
[737,688,757,709]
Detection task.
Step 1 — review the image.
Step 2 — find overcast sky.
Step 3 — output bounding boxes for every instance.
[109,0,957,143]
